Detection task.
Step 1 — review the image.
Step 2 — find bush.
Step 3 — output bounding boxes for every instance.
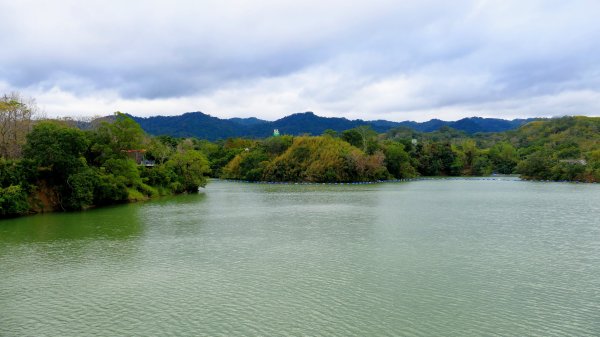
[0,159,38,192]
[93,172,129,205]
[0,185,30,216]
[140,164,176,190]
[63,170,96,210]
[127,188,147,202]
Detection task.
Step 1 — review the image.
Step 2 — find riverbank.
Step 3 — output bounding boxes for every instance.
[221,175,598,185]
[0,114,211,218]
[6,174,596,220]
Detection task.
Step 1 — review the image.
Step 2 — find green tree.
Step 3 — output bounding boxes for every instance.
[517,151,555,180]
[24,121,89,181]
[261,135,293,156]
[23,121,92,210]
[102,158,142,187]
[0,185,29,216]
[322,129,338,137]
[166,150,210,193]
[146,137,174,164]
[89,112,147,164]
[342,126,377,153]
[382,141,415,178]
[489,142,518,174]
[418,142,456,176]
[64,169,96,210]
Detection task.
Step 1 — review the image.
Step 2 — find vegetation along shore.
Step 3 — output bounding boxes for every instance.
[1,93,598,218]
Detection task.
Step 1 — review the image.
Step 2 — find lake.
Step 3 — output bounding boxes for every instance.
[1,178,599,336]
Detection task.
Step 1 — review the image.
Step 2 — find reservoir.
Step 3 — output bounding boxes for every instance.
[1,179,599,336]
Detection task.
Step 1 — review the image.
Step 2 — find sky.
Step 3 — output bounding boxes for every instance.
[1,0,599,122]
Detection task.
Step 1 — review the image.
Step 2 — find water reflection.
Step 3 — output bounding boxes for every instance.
[0,203,144,244]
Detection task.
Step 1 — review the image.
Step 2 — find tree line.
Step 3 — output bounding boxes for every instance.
[213,117,599,184]
[1,93,598,217]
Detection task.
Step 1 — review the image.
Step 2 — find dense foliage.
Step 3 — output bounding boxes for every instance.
[511,117,600,181]
[215,116,599,184]
[0,112,210,217]
[222,136,388,182]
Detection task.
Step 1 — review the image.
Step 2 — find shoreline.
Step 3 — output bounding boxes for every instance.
[3,177,597,220]
[219,176,598,185]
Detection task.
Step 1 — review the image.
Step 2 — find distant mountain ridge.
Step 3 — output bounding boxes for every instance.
[121,111,538,140]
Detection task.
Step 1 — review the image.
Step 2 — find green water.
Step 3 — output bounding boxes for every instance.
[1,179,599,336]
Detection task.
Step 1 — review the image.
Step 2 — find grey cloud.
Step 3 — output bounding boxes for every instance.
[1,0,599,119]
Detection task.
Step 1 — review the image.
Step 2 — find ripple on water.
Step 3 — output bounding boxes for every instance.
[1,179,599,336]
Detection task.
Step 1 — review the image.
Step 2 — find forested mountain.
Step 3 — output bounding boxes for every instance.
[126,111,538,140]
[227,117,267,126]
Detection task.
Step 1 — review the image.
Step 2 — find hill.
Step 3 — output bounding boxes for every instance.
[506,116,600,181]
[123,111,537,140]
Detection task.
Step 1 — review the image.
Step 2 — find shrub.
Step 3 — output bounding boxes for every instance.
[0,185,30,216]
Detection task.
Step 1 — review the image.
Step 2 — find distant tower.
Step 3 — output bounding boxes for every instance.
[273,129,280,137]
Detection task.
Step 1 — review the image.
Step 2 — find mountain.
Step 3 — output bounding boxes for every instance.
[123,111,538,140]
[228,117,267,126]
[131,112,241,139]
[448,117,534,134]
[270,112,370,133]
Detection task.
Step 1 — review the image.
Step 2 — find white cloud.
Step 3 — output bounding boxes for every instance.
[1,0,599,121]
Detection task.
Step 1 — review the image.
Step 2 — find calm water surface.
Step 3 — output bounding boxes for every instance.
[1,179,599,336]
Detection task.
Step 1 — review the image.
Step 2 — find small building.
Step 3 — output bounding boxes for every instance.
[273,129,280,137]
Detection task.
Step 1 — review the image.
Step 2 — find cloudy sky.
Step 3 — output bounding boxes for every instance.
[1,0,599,121]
